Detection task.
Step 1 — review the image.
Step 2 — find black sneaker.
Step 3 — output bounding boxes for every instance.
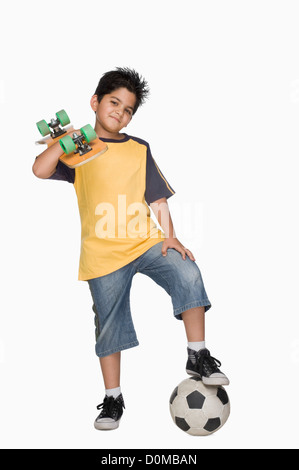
[94,394,125,430]
[186,348,230,386]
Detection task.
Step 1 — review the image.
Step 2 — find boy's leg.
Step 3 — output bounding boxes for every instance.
[95,352,124,430]
[181,306,205,341]
[99,352,121,389]
[182,307,229,386]
[94,351,125,431]
[88,265,137,430]
[135,243,229,385]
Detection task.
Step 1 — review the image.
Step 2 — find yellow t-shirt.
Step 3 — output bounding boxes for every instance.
[48,133,175,280]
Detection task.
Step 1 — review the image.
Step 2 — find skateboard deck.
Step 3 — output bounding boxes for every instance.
[58,125,108,169]
[35,109,74,148]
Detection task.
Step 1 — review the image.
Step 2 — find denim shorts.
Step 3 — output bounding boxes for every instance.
[87,241,211,357]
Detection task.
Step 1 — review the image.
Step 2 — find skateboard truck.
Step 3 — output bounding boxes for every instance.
[59,125,98,156]
[46,117,68,139]
[36,109,71,140]
[65,132,93,156]
[58,124,108,168]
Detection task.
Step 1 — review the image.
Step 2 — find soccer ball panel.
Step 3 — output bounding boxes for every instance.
[171,395,188,418]
[221,401,231,424]
[169,386,178,404]
[187,426,211,436]
[204,417,221,433]
[175,417,190,432]
[217,386,229,405]
[196,381,217,397]
[186,390,205,409]
[203,395,223,419]
[185,409,206,429]
[178,378,200,396]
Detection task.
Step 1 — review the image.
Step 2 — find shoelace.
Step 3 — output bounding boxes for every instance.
[195,349,222,376]
[96,395,125,419]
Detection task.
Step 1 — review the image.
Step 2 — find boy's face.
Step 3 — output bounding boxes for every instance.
[91,87,137,137]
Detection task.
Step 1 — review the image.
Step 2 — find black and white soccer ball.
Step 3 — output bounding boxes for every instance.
[169,377,230,436]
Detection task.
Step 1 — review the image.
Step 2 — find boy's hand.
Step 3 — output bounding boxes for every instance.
[161,237,196,261]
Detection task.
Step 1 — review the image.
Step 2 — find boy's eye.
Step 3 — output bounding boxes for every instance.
[110,100,132,116]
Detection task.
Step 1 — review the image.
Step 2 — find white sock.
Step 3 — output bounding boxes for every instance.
[188,341,206,352]
[105,386,121,399]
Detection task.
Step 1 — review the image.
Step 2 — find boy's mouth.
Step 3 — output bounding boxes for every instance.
[110,116,120,123]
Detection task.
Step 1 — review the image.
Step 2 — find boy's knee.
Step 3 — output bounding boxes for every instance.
[180,263,203,288]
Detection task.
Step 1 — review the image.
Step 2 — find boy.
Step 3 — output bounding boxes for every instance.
[32,67,229,431]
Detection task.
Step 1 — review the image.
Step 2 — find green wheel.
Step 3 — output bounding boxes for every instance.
[36,119,50,137]
[80,124,97,143]
[59,135,76,154]
[56,109,70,126]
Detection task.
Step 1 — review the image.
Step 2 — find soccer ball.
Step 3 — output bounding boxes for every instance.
[169,376,230,436]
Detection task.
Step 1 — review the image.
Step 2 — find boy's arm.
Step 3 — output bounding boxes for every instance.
[150,197,176,238]
[150,197,195,261]
[32,140,64,179]
[32,128,80,179]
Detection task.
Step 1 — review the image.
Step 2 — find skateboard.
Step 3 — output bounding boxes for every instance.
[35,110,108,168]
[58,125,108,168]
[35,109,74,147]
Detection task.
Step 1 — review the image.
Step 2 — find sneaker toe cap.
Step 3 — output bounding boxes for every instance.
[96,417,115,424]
[205,372,230,385]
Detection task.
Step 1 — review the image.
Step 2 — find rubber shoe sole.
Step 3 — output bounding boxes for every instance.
[186,368,230,386]
[94,418,121,430]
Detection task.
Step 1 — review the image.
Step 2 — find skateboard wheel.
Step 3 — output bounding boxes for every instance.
[36,119,51,137]
[59,135,76,155]
[56,109,70,127]
[80,124,97,143]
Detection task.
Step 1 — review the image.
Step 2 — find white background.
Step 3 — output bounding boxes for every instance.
[1,0,299,450]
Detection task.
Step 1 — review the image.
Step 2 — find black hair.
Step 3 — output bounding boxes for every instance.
[94,67,150,115]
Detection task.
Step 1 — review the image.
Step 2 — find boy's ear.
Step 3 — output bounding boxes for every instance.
[90,95,99,112]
